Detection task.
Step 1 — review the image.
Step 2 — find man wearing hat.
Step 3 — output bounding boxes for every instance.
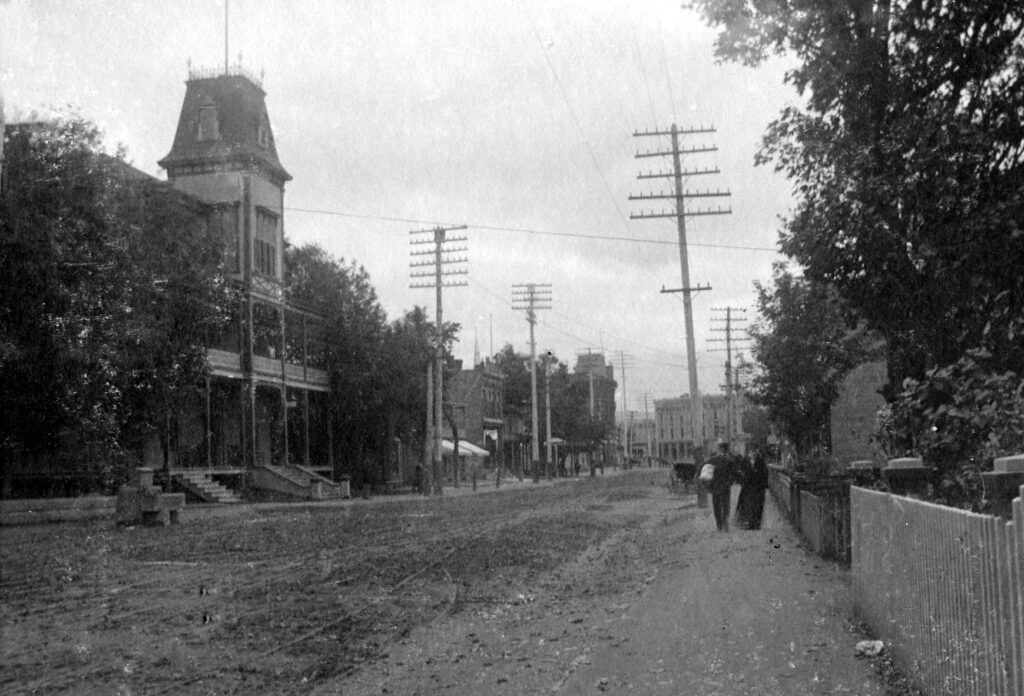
[706,441,738,531]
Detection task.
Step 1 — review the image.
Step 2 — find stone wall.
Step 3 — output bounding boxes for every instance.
[830,361,887,464]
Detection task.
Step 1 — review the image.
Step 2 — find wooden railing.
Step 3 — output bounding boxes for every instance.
[208,352,328,389]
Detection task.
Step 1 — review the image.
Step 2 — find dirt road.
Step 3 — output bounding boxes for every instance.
[331,473,885,696]
[1,470,886,695]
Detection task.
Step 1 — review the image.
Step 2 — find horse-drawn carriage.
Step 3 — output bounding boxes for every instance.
[668,460,697,493]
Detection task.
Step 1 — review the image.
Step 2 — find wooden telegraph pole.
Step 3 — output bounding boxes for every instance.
[512,283,551,483]
[709,307,749,448]
[630,124,731,461]
[410,225,468,495]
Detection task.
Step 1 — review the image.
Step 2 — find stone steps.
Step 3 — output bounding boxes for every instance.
[174,472,243,504]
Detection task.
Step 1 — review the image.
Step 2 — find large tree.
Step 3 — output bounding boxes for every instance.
[1,117,233,493]
[691,0,1024,387]
[284,244,388,483]
[692,1,1024,497]
[285,245,460,486]
[748,265,875,457]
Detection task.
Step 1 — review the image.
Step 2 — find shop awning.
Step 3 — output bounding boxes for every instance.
[441,439,490,457]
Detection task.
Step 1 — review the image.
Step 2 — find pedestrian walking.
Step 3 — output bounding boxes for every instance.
[736,447,768,529]
[706,441,737,531]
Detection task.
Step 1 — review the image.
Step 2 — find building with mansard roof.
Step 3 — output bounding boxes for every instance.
[150,66,342,501]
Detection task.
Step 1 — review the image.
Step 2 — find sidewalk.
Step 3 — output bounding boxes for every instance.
[560,485,885,695]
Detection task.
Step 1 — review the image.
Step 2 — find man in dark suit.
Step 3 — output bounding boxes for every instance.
[706,441,737,531]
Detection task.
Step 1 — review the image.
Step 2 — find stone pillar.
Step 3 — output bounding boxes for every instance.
[131,467,155,488]
[980,454,1024,519]
[848,459,882,487]
[882,457,931,498]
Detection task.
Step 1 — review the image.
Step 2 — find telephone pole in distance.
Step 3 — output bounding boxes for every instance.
[512,283,552,483]
[708,306,749,448]
[410,224,468,495]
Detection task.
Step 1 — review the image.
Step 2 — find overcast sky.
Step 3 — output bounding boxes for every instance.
[3,0,799,415]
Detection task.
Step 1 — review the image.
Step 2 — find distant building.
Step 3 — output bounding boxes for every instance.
[445,359,505,459]
[572,351,616,430]
[627,415,656,460]
[654,394,746,461]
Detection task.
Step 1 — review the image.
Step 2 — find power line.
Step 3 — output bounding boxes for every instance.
[525,15,631,230]
[285,206,777,252]
[628,16,659,127]
[466,275,717,367]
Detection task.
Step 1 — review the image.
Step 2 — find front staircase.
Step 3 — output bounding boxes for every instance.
[173,471,243,504]
[252,465,347,500]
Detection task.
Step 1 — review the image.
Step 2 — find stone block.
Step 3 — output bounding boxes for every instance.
[980,470,1024,518]
[886,457,924,469]
[849,460,880,470]
[993,454,1024,473]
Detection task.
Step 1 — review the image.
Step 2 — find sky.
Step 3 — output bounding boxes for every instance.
[2,0,800,416]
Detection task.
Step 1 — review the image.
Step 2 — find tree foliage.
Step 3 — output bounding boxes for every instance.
[284,244,388,481]
[748,265,874,456]
[692,0,1024,487]
[491,345,613,459]
[492,344,533,425]
[1,117,234,492]
[284,244,460,485]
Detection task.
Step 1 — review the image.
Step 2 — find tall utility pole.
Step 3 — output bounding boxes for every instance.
[612,351,634,466]
[643,392,653,464]
[630,124,731,461]
[512,283,551,483]
[410,224,468,495]
[544,351,553,480]
[709,306,748,447]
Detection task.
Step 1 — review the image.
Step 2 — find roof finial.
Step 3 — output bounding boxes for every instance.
[224,0,229,75]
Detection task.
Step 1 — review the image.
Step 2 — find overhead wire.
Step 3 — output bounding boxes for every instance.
[523,9,632,233]
[285,206,777,252]
[466,275,717,372]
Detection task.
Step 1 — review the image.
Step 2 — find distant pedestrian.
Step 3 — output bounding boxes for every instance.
[736,448,768,529]
[706,441,737,531]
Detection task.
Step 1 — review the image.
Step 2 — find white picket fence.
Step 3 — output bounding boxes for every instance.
[851,485,1024,696]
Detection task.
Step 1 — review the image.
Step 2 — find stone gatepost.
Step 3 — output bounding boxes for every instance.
[980,454,1024,519]
[848,459,882,487]
[882,457,931,498]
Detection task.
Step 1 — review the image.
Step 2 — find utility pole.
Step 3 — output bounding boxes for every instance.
[644,392,653,464]
[410,224,468,495]
[630,124,731,461]
[512,283,552,483]
[544,351,553,480]
[709,306,749,447]
[612,351,634,467]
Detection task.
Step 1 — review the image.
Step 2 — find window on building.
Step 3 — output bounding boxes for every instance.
[255,208,279,278]
[212,203,240,273]
[257,116,270,149]
[197,105,220,142]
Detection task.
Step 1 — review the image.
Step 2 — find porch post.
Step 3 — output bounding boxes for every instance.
[205,375,212,467]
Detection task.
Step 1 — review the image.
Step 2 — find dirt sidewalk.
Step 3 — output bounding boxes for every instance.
[331,481,886,696]
[556,487,885,695]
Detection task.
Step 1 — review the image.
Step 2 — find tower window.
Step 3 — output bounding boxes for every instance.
[257,117,270,149]
[197,105,220,142]
[255,208,279,278]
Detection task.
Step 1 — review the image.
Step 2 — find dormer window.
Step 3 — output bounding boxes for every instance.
[197,105,220,142]
[257,116,270,149]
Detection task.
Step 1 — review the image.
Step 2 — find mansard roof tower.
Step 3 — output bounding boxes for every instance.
[159,66,290,295]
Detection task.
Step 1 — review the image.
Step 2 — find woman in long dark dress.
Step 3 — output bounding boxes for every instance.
[736,448,769,529]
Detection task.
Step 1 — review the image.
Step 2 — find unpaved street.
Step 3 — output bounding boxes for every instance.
[2,470,885,695]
